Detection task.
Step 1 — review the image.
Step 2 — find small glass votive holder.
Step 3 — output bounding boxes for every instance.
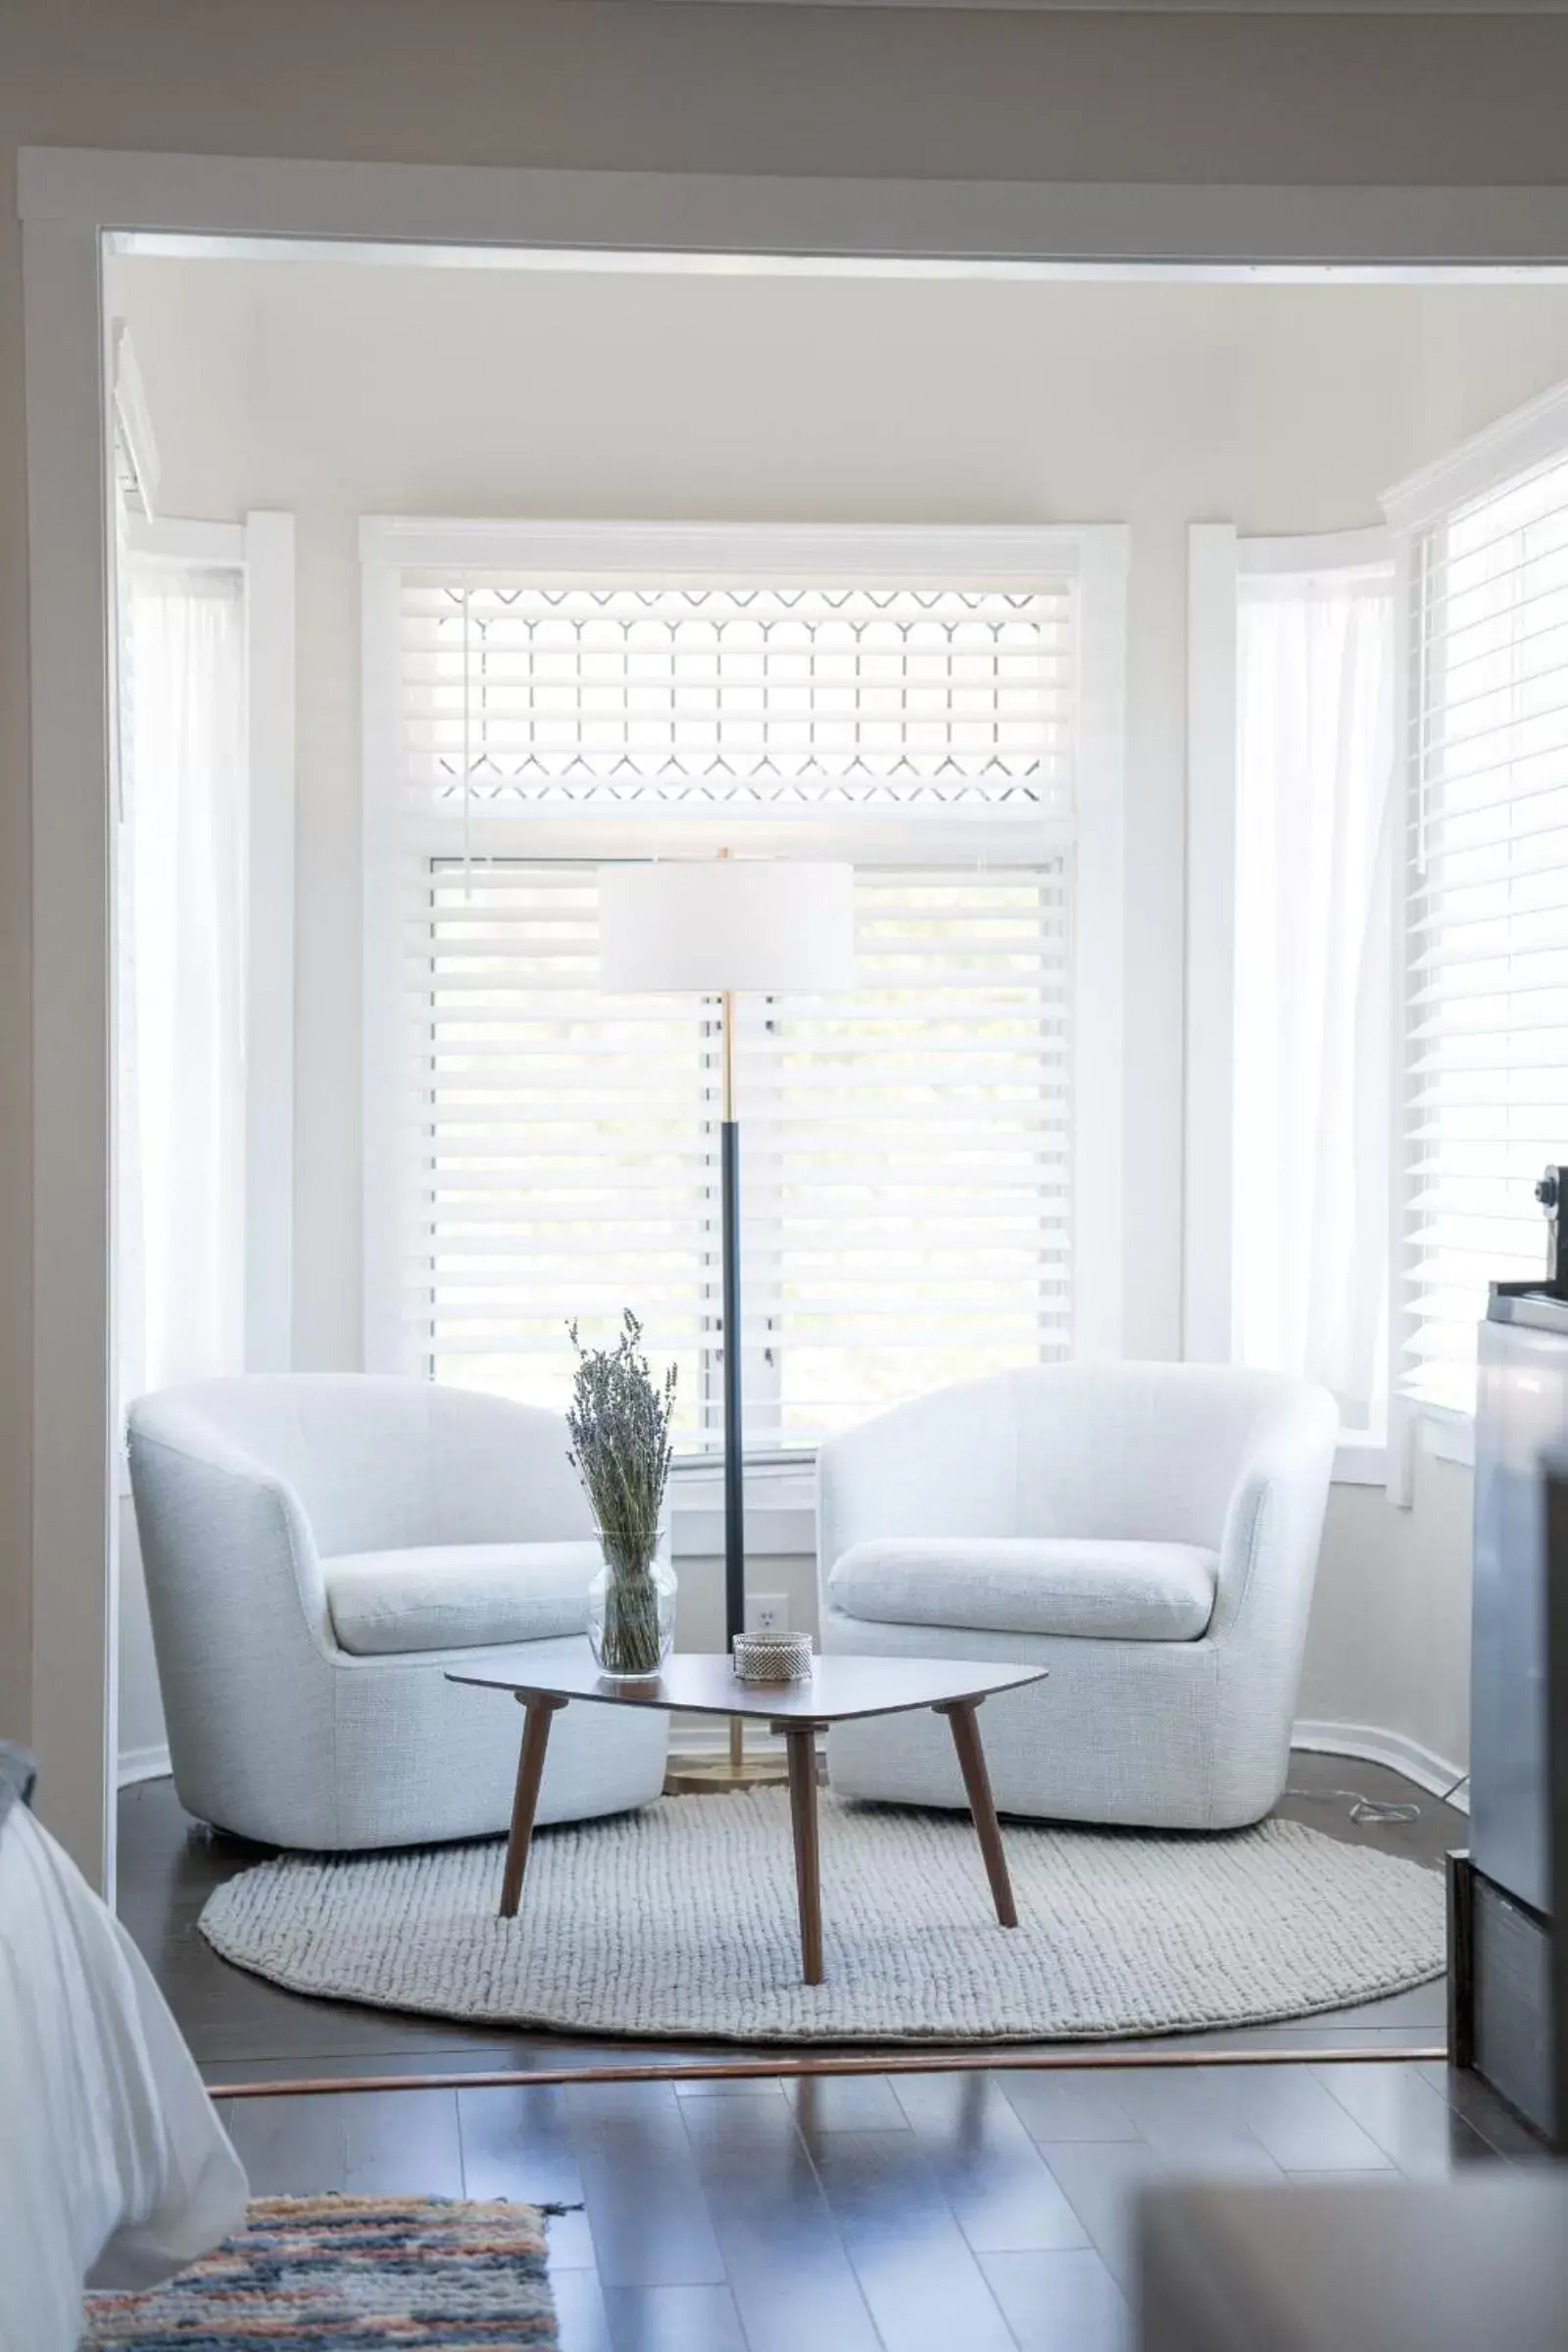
[731,1630,814,1685]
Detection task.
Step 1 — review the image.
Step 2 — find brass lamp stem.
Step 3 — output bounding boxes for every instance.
[717,847,735,1123]
[720,989,735,1123]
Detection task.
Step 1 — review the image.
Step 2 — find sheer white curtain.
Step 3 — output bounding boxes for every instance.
[1233,569,1395,1430]
[119,564,248,1409]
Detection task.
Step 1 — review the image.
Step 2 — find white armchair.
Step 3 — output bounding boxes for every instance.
[127,1376,668,1850]
[818,1364,1338,1832]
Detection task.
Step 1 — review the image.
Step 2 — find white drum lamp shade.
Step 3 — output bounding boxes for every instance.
[599,860,856,996]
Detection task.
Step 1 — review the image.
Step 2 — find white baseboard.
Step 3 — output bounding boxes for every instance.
[118,1742,172,1788]
[1293,1719,1469,1815]
[113,1717,1467,1809]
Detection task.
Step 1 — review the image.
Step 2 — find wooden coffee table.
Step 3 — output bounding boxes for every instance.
[445,1651,1047,1984]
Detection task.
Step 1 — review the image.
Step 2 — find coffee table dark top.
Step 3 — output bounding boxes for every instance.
[445,1650,1047,1724]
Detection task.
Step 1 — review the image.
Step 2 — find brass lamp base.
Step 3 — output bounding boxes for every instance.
[663,1715,791,1795]
[664,1751,790,1794]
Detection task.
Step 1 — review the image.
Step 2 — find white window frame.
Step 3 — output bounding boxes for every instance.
[1379,376,1568,1483]
[361,515,1128,1442]
[1186,520,1395,1489]
[123,509,297,1373]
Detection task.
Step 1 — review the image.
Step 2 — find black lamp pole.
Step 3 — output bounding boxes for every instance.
[718,990,748,1770]
[721,1119,745,1648]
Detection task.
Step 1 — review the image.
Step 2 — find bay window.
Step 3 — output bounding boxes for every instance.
[362,520,1126,1454]
[1194,378,1568,1457]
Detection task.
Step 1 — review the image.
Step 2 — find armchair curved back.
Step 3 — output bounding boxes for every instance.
[125,1376,648,1847]
[818,1362,1336,1578]
[128,1375,593,1560]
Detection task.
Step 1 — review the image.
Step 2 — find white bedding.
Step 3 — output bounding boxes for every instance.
[0,1805,248,2352]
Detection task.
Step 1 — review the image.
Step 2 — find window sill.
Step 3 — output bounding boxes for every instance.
[669,1438,1399,1546]
[1415,1400,1475,1470]
[669,1453,817,1558]
[1331,1436,1388,1487]
[1382,1393,1476,1504]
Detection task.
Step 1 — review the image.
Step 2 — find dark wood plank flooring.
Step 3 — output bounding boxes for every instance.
[118,1751,1460,2080]
[207,2063,1539,2352]
[116,1761,1544,2352]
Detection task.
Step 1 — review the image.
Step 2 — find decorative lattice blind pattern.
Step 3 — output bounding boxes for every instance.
[409,860,1070,1450]
[399,579,1076,813]
[1403,447,1568,1408]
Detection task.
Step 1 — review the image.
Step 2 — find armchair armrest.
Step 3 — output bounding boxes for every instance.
[127,1416,332,1658]
[1209,1387,1339,1645]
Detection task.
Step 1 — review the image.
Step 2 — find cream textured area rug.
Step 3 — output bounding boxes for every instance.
[199,1790,1445,2043]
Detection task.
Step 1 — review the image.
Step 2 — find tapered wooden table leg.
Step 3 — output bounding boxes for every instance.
[500,1694,567,1919]
[779,1721,824,1984]
[936,1696,1017,1929]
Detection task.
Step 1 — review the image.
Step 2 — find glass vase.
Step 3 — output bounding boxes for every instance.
[587,1543,676,1681]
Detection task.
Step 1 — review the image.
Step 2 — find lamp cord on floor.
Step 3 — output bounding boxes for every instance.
[1283,1769,1469,1827]
[1285,1787,1422,1824]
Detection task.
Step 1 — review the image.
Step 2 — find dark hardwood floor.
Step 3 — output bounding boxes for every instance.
[203,2062,1544,2352]
[121,1758,1536,2352]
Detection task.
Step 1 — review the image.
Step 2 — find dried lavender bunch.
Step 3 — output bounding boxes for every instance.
[566,1312,677,1674]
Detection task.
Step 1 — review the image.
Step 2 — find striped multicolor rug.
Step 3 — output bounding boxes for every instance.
[80,2195,559,2348]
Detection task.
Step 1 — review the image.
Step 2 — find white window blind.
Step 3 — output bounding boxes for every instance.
[764,867,1070,1442]
[416,860,710,1437]
[365,521,1123,1449]
[412,858,1070,1451]
[1403,447,1568,1408]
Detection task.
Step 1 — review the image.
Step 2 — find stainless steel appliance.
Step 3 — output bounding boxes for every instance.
[1462,1165,1568,2137]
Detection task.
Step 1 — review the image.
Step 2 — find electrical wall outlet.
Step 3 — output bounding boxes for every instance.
[745,1592,789,1635]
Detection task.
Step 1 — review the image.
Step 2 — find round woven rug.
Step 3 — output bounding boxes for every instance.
[199,1790,1445,2044]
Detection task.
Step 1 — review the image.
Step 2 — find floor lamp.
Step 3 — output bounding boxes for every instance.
[599,857,856,1785]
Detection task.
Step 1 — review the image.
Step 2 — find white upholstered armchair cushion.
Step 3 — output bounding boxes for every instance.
[323,1541,602,1656]
[818,1363,1338,1832]
[127,1376,667,1850]
[828,1537,1218,1642]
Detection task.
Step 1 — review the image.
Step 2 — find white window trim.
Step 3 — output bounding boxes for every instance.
[360,512,1129,1385]
[123,508,297,1374]
[1381,374,1568,540]
[241,513,297,1373]
[1185,519,1395,1489]
[111,322,160,520]
[1184,522,1242,1369]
